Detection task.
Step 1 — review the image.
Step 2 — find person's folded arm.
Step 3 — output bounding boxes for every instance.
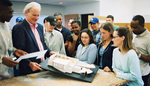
[115,53,140,82]
[87,44,97,64]
[67,34,78,56]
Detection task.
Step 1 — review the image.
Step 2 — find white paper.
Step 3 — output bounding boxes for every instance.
[12,57,17,60]
[16,50,47,62]
[76,61,95,68]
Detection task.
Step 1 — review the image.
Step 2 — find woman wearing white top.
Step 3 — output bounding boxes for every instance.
[112,27,144,86]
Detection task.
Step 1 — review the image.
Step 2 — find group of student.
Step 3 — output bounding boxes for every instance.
[43,14,98,64]
[0,0,150,86]
[89,15,150,86]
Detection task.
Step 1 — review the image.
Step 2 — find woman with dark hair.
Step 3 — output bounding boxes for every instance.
[75,29,97,64]
[95,22,115,72]
[112,27,144,86]
[66,20,81,57]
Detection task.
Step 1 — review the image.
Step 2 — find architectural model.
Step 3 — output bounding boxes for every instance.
[48,54,95,74]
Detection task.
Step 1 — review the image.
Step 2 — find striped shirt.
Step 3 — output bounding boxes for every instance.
[91,29,101,46]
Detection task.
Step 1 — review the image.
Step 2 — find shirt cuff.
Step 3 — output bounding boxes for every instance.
[116,71,124,78]
[0,56,4,63]
[138,53,141,58]
[13,47,17,52]
[116,72,121,78]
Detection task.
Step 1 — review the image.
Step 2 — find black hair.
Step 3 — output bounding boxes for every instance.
[0,0,12,6]
[106,15,114,21]
[54,12,62,16]
[71,20,81,26]
[43,17,47,23]
[132,15,145,25]
[79,29,95,46]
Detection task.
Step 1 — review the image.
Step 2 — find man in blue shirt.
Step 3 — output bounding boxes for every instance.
[89,17,101,46]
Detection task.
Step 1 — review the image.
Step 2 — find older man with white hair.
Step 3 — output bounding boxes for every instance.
[12,2,54,76]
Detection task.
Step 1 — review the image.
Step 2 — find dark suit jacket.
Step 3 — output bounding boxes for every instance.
[12,19,50,75]
[94,41,116,71]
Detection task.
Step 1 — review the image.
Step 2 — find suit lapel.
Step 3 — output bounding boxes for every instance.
[37,27,43,43]
[24,20,39,49]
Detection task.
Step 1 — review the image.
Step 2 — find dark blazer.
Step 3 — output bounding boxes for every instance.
[54,26,71,43]
[94,41,116,71]
[12,19,50,75]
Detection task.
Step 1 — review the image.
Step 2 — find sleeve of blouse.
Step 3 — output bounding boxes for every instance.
[87,44,98,64]
[112,48,119,71]
[116,50,141,81]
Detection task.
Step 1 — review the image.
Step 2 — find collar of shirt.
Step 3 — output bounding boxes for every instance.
[56,27,62,31]
[45,30,55,36]
[26,19,38,29]
[51,30,55,36]
[92,29,100,35]
[0,22,5,30]
[137,28,149,37]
